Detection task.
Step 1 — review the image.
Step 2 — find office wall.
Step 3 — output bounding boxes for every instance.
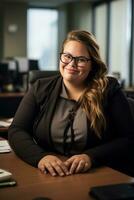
[3,3,27,58]
[1,2,92,60]
[58,2,92,56]
[58,5,68,52]
[0,5,4,59]
[132,0,134,86]
[94,4,107,63]
[67,2,92,32]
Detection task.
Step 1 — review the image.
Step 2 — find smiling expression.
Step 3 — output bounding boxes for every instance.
[59,40,92,86]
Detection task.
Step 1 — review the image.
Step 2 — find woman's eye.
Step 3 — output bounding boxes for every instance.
[65,54,71,59]
[78,58,86,62]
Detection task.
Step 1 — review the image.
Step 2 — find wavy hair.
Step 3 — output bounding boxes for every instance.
[62,30,108,137]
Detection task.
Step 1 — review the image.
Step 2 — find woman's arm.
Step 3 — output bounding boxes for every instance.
[84,87,134,169]
[64,86,134,175]
[8,84,48,167]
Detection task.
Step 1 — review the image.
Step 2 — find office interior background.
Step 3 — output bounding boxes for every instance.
[0,0,134,92]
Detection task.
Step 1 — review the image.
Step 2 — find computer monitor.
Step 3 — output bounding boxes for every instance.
[29,59,39,70]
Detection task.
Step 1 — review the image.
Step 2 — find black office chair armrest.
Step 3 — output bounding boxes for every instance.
[127,97,134,120]
[28,70,60,85]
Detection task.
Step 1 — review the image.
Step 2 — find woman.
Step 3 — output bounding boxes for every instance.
[8,30,134,177]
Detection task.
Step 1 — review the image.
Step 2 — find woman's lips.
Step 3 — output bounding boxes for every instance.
[65,67,78,73]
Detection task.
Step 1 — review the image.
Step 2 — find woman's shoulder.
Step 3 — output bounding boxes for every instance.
[105,75,122,97]
[34,74,61,87]
[106,75,121,90]
[31,74,62,99]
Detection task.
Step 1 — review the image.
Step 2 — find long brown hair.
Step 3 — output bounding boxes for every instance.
[62,30,108,138]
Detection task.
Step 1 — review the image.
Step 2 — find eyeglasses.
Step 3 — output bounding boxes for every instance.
[60,53,91,67]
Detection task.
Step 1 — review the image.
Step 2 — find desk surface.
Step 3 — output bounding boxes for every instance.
[0,127,8,132]
[0,153,134,200]
[0,118,12,134]
[0,92,24,98]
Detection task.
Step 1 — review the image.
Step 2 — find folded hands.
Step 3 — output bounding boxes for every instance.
[38,154,91,177]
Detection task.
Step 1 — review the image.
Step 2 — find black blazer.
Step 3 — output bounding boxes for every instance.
[8,75,134,175]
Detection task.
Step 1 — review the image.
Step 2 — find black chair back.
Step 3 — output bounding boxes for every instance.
[127,97,134,120]
[27,70,60,89]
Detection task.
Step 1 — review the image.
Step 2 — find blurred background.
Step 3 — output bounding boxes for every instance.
[0,0,134,93]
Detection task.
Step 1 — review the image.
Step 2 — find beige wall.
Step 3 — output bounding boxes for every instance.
[58,4,68,52]
[1,2,92,59]
[67,2,92,32]
[0,4,4,59]
[3,3,27,58]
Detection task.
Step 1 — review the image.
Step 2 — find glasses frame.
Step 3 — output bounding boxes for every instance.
[60,53,91,66]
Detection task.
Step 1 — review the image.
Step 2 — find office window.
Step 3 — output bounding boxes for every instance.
[27,8,58,70]
[94,4,107,63]
[109,0,131,86]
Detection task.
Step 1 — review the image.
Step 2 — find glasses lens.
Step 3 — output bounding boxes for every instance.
[60,53,90,66]
[77,57,88,66]
[60,53,72,64]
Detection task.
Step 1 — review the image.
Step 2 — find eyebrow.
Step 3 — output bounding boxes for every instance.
[63,52,90,58]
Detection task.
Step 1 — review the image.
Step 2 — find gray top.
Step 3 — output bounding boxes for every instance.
[51,83,87,154]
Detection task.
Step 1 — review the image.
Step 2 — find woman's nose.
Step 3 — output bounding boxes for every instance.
[69,58,77,68]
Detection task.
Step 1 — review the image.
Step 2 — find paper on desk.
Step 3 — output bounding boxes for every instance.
[0,140,12,153]
[0,118,13,128]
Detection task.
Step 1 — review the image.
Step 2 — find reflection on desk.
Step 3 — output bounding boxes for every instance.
[0,118,13,128]
[0,118,13,139]
[0,138,11,153]
[0,153,134,200]
[0,92,24,98]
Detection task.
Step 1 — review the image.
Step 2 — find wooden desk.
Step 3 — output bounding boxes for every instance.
[0,128,8,139]
[0,153,134,200]
[0,92,24,98]
[0,127,8,132]
[0,118,13,139]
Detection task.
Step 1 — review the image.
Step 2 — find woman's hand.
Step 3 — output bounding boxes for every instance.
[38,155,69,177]
[64,154,92,174]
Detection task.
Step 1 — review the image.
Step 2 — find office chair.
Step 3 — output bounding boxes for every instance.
[0,63,9,88]
[27,70,60,89]
[29,59,39,71]
[127,97,134,120]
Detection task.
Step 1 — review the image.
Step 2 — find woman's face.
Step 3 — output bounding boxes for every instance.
[59,40,92,86]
